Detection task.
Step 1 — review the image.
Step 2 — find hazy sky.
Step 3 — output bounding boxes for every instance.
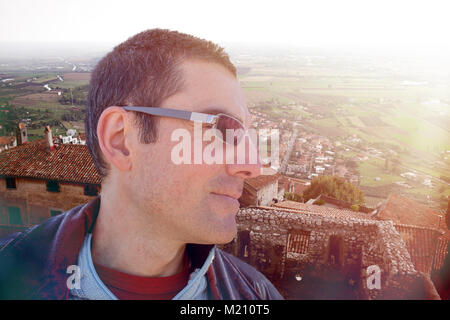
[0,0,449,49]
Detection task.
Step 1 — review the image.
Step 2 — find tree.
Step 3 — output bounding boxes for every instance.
[313,199,325,206]
[303,175,365,205]
[284,192,303,203]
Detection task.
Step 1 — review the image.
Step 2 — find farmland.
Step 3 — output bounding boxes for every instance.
[235,48,449,205]
[0,67,90,140]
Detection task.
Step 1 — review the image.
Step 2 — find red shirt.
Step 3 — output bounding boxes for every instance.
[94,253,192,300]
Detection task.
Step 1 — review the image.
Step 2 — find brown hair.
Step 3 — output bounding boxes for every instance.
[85,29,237,177]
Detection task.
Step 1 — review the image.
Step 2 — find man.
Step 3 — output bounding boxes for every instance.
[0,29,283,300]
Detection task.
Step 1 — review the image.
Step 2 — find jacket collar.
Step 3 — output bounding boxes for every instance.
[12,196,214,299]
[34,196,101,299]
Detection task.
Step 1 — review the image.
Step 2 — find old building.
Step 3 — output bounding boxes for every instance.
[239,167,280,207]
[15,122,28,145]
[0,133,101,237]
[220,202,442,299]
[0,136,16,153]
[374,193,449,271]
[374,193,450,294]
[223,194,450,299]
[0,122,28,153]
[279,175,310,196]
[376,193,448,233]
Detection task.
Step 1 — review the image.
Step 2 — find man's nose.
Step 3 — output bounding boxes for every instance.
[225,134,262,179]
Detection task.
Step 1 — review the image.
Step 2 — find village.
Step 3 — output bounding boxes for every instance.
[250,106,443,201]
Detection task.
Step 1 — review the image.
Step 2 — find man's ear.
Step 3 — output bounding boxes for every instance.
[97,106,132,172]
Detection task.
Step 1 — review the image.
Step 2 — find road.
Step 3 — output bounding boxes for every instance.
[280,127,298,174]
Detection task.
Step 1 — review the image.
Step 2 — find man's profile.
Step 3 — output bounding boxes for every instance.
[0,29,283,300]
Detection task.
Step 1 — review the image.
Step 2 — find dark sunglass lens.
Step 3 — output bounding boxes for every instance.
[216,115,245,145]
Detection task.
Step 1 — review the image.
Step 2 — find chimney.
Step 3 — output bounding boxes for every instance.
[15,122,28,145]
[44,125,55,152]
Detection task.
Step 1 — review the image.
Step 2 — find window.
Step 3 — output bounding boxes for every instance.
[46,180,60,192]
[8,206,23,225]
[5,177,16,189]
[287,230,311,254]
[84,184,99,196]
[50,209,63,217]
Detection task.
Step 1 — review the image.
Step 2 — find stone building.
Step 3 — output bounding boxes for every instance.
[0,135,101,237]
[373,193,449,272]
[220,201,443,299]
[0,122,28,153]
[374,193,450,296]
[239,167,280,207]
[15,122,28,145]
[279,175,310,196]
[0,136,16,153]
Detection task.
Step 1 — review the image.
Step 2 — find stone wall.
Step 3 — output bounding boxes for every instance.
[220,206,437,299]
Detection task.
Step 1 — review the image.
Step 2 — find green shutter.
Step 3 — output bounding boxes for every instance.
[8,207,23,225]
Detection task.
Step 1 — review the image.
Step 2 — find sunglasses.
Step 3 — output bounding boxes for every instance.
[122,106,248,146]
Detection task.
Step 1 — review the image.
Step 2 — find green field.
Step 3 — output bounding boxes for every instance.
[242,70,450,155]
[358,158,402,187]
[53,80,90,89]
[31,75,59,83]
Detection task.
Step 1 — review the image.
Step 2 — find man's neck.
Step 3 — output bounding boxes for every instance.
[90,192,187,278]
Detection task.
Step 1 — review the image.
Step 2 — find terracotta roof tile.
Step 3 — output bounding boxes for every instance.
[0,136,15,145]
[273,200,377,221]
[244,172,279,190]
[379,193,447,231]
[0,139,101,184]
[279,176,310,195]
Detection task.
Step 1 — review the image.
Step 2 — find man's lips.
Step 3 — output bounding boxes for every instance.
[210,191,242,200]
[210,192,240,209]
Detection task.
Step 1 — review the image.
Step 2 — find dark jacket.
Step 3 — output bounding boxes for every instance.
[0,196,283,300]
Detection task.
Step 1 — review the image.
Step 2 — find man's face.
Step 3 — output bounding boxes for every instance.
[125,60,261,245]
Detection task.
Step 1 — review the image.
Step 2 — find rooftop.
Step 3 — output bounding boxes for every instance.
[244,167,279,190]
[378,193,450,240]
[272,200,377,221]
[0,138,101,184]
[0,136,16,145]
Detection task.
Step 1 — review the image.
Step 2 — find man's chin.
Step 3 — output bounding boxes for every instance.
[195,197,239,244]
[214,227,238,245]
[195,218,237,245]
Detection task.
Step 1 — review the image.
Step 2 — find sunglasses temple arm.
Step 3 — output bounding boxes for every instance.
[123,106,197,122]
[190,112,217,124]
